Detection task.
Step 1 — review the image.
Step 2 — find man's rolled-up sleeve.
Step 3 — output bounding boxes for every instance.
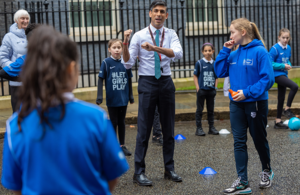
[121,33,139,69]
[170,30,183,61]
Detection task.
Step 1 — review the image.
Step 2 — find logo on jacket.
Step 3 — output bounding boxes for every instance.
[243,59,253,66]
[282,57,288,63]
[230,62,236,65]
[251,112,256,118]
[280,53,284,55]
[203,66,208,69]
[110,66,115,69]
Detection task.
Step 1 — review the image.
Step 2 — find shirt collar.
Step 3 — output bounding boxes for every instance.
[36,92,75,106]
[202,57,214,64]
[110,55,121,62]
[63,92,75,101]
[278,42,287,49]
[149,23,164,35]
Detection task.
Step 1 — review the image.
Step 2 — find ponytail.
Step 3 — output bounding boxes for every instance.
[231,18,266,48]
[17,25,79,131]
[250,22,265,47]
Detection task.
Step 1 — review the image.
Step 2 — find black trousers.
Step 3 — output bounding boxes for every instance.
[135,76,175,174]
[107,106,128,145]
[152,105,162,137]
[10,86,20,113]
[196,89,216,127]
[275,75,299,118]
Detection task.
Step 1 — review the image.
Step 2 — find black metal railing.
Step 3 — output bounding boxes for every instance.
[0,0,299,96]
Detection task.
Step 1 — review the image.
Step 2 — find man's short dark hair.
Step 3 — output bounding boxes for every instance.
[150,0,167,11]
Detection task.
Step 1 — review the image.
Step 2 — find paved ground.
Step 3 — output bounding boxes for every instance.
[1,118,300,195]
[0,90,299,194]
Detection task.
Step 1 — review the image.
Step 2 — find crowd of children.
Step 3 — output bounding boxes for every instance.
[0,7,299,195]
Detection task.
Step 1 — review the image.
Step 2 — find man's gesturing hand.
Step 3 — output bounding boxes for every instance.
[124,29,132,43]
[141,42,155,51]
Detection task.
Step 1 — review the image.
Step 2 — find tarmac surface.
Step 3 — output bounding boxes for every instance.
[1,119,300,194]
[0,90,300,194]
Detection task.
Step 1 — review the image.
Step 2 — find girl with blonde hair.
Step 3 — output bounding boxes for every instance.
[215,18,275,194]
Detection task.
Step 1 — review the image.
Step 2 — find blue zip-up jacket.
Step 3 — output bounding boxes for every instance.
[0,23,27,86]
[269,43,291,78]
[214,39,275,102]
[3,55,26,77]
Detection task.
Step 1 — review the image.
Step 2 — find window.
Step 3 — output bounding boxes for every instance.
[69,0,118,41]
[187,0,218,23]
[185,0,227,36]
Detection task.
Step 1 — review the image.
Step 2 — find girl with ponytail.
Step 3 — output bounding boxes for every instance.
[269,28,298,129]
[2,25,129,195]
[214,18,275,194]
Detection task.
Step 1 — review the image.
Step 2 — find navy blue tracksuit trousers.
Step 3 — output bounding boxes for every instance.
[230,100,271,181]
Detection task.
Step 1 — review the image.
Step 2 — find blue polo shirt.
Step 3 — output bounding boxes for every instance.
[99,57,133,107]
[194,58,217,90]
[3,55,26,77]
[2,93,129,195]
[269,42,291,78]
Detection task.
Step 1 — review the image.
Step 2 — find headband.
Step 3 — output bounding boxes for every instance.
[202,42,214,48]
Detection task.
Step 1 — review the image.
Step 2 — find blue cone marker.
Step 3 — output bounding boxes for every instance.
[175,134,186,140]
[199,167,217,175]
[175,134,186,144]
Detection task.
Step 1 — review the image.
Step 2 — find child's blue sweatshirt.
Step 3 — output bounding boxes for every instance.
[269,43,291,78]
[214,39,275,102]
[3,55,26,77]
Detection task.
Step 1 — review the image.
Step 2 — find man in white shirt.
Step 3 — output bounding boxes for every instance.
[122,0,183,186]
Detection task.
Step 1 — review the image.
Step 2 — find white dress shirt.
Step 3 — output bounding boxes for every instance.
[121,24,183,76]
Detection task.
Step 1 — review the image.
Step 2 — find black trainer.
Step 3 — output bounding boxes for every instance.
[208,126,219,135]
[195,127,205,136]
[282,109,295,119]
[152,136,163,146]
[121,146,132,156]
[274,121,288,129]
